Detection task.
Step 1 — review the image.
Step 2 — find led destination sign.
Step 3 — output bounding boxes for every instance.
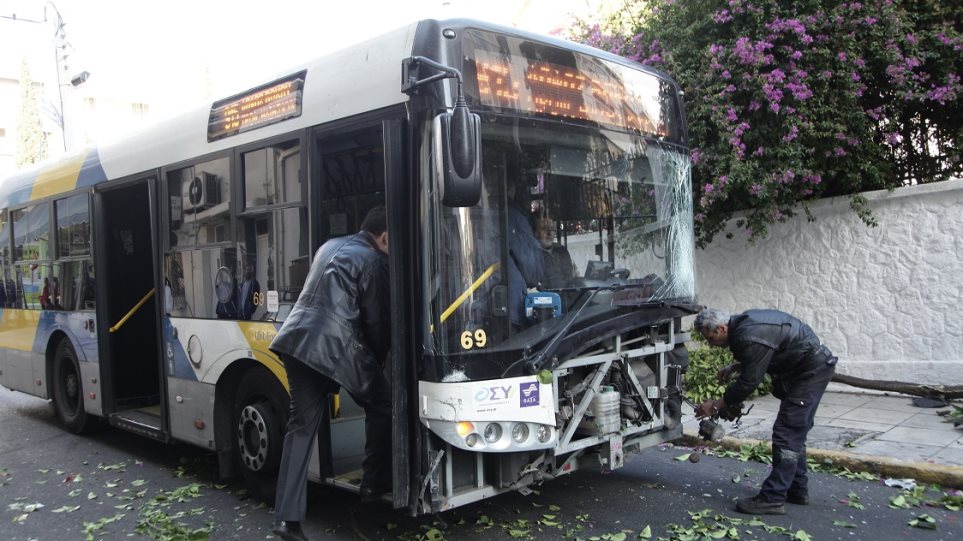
[208,71,306,142]
[464,30,680,140]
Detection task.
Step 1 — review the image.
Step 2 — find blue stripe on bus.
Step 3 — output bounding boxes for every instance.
[163,318,198,381]
[75,149,108,189]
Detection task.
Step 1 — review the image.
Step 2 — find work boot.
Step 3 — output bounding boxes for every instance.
[360,485,390,503]
[272,520,309,541]
[735,496,786,515]
[786,489,809,505]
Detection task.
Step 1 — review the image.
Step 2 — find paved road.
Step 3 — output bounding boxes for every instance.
[2,387,961,540]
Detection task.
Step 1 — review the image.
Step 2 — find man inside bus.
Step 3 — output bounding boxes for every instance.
[507,183,544,328]
[693,307,837,516]
[535,216,574,289]
[270,206,391,541]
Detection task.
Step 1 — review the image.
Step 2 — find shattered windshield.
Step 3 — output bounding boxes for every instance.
[423,116,694,359]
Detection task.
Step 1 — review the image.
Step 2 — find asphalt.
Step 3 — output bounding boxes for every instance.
[679,388,963,488]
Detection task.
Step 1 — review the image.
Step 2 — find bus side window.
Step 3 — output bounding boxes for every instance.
[12,205,51,310]
[53,194,93,311]
[0,210,9,307]
[168,157,231,249]
[166,248,238,320]
[240,140,307,322]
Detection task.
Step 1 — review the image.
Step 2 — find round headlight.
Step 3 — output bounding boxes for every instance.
[465,433,479,447]
[536,425,552,443]
[511,423,530,443]
[484,423,503,443]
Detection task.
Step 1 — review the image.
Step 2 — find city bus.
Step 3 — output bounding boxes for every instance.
[0,19,697,515]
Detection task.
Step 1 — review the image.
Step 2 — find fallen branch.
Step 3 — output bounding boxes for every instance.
[832,373,963,399]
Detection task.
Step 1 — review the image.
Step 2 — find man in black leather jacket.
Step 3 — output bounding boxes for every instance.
[270,206,391,541]
[694,308,837,516]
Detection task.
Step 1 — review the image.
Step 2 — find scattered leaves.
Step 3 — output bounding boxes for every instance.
[846,492,864,510]
[908,514,937,530]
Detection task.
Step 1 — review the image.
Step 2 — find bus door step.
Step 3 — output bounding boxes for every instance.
[326,470,362,494]
[109,410,165,442]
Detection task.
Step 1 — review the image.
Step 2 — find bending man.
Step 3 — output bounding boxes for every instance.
[270,206,391,541]
[694,308,836,516]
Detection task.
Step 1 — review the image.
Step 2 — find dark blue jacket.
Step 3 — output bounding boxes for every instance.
[723,309,835,405]
[507,205,544,326]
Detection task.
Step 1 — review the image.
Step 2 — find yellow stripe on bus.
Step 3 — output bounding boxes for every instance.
[236,321,289,391]
[0,310,41,352]
[30,151,87,202]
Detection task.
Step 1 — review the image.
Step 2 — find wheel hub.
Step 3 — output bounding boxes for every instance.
[237,404,269,472]
[65,372,78,399]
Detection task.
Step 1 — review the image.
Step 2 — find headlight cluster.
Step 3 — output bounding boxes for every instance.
[455,421,554,450]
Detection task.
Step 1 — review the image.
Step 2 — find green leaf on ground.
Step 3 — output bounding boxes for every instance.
[674,453,692,461]
[639,525,652,539]
[908,514,937,529]
[833,520,857,528]
[52,505,81,513]
[889,495,911,509]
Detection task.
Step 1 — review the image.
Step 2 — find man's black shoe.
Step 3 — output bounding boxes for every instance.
[360,485,390,503]
[272,520,308,541]
[735,496,787,515]
[786,490,810,505]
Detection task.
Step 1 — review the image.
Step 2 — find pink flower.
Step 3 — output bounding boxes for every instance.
[713,9,733,23]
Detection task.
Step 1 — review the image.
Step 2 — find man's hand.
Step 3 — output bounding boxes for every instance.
[716,362,740,383]
[696,399,720,419]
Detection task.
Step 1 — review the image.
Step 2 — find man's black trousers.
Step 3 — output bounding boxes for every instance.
[759,360,836,503]
[274,355,391,522]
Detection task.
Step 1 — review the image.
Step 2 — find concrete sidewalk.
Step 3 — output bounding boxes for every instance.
[681,390,963,486]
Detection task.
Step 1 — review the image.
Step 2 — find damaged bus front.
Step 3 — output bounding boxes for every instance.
[413,25,698,512]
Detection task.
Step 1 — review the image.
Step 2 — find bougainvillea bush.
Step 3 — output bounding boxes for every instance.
[570,0,962,246]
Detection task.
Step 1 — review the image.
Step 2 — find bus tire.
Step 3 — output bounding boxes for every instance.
[52,340,92,434]
[233,366,289,502]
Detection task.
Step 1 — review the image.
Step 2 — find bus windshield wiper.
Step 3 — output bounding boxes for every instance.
[516,283,654,375]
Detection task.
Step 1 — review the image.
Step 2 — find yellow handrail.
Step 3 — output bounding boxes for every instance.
[440,262,500,324]
[109,288,156,333]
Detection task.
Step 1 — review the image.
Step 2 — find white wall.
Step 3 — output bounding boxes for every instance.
[696,178,963,385]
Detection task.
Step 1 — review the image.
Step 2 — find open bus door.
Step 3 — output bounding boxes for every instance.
[92,176,167,441]
[309,117,410,508]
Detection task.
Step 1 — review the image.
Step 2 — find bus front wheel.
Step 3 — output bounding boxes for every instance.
[52,340,92,433]
[233,366,289,502]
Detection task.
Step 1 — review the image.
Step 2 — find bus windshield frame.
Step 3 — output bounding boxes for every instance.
[421,113,695,376]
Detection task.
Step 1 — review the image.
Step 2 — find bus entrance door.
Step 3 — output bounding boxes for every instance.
[94,178,166,441]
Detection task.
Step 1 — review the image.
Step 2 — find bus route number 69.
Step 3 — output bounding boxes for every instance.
[460,329,488,350]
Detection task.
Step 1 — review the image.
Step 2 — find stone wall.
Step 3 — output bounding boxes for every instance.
[695,178,963,385]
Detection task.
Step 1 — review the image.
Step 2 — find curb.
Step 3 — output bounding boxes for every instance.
[677,430,963,490]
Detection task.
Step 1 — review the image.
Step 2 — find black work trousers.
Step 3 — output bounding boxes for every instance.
[759,358,836,503]
[274,355,392,522]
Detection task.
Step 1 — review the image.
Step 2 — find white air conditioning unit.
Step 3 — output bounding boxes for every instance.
[184,172,220,212]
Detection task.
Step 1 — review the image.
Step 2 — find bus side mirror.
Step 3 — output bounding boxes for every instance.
[433,105,482,207]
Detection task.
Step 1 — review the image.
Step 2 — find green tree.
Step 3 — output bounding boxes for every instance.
[16,58,48,168]
[571,0,962,246]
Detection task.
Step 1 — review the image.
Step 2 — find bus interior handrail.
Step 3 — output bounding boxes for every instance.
[109,288,156,333]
